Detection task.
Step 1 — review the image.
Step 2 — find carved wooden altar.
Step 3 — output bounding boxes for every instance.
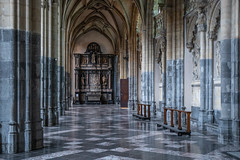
[74,42,114,104]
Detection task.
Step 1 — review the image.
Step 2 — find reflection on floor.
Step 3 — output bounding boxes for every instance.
[0,105,239,160]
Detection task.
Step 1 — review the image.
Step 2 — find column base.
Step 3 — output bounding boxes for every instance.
[41,108,47,126]
[61,101,65,116]
[54,106,59,125]
[8,121,18,154]
[232,120,240,146]
[133,100,138,110]
[128,100,134,110]
[24,121,32,152]
[151,101,156,115]
[218,119,232,144]
[31,119,43,151]
[208,110,214,124]
[48,108,54,127]
[198,109,208,130]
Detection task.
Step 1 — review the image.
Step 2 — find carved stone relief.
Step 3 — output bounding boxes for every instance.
[157,50,163,83]
[197,8,207,32]
[156,31,166,83]
[215,41,221,78]
[137,34,142,70]
[192,46,200,80]
[185,0,197,14]
[90,74,100,89]
[186,16,198,51]
[155,12,165,38]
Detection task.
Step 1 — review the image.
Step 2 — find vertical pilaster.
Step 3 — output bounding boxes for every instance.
[57,0,62,121]
[7,1,18,154]
[141,0,155,110]
[197,7,208,130]
[25,0,32,152]
[166,5,172,108]
[47,0,53,126]
[61,27,66,116]
[207,31,215,124]
[43,0,48,126]
[128,38,134,109]
[219,0,232,144]
[40,0,46,127]
[231,0,240,146]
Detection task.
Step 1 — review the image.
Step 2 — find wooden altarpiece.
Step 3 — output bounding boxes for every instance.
[74,42,114,104]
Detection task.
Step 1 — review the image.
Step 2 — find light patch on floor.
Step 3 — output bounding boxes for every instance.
[23,150,83,160]
[226,151,240,159]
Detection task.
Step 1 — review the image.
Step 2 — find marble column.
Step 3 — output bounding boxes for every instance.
[128,38,134,109]
[161,37,166,115]
[207,31,215,124]
[57,0,62,122]
[141,0,155,109]
[231,0,240,146]
[24,0,32,152]
[218,0,232,144]
[61,27,66,116]
[40,0,46,127]
[42,0,48,126]
[6,1,18,154]
[47,0,53,126]
[166,5,173,108]
[197,8,208,130]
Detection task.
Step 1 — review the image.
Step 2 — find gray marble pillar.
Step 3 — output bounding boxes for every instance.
[218,0,232,144]
[197,8,208,130]
[207,32,215,124]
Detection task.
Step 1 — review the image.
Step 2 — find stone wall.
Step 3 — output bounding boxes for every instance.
[0,0,43,153]
[153,0,239,145]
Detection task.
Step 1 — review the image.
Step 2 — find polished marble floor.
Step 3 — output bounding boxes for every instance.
[0,105,239,160]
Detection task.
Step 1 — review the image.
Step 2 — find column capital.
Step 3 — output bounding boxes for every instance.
[197,24,206,32]
[186,42,194,51]
[208,31,217,40]
[196,8,206,32]
[41,0,49,9]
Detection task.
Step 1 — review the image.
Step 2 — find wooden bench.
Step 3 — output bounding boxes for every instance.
[157,107,192,136]
[133,104,151,120]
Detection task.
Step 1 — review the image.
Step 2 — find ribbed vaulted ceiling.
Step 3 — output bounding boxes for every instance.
[62,0,143,54]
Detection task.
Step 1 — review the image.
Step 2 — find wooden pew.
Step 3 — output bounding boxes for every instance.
[133,104,151,120]
[158,107,192,136]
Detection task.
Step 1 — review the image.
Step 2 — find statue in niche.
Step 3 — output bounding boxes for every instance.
[216,41,221,78]
[82,57,88,65]
[192,47,200,80]
[75,58,79,67]
[196,9,206,29]
[103,58,107,64]
[92,53,96,63]
[81,76,85,86]
[102,75,107,86]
